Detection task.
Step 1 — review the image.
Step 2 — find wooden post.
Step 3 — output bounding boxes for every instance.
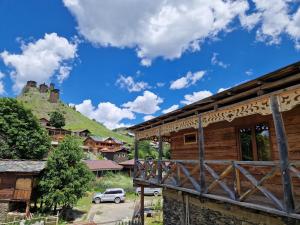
[158,130,163,183]
[140,186,145,225]
[25,201,30,218]
[198,114,206,193]
[134,138,139,178]
[270,95,295,213]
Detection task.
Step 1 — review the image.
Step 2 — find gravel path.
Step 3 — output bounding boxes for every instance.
[87,196,157,224]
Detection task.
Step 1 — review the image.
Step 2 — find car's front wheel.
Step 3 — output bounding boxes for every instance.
[114,197,121,204]
[94,197,101,204]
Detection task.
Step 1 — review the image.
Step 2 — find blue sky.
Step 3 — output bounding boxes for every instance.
[0,0,299,129]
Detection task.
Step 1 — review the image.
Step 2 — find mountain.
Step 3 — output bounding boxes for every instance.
[17,86,132,144]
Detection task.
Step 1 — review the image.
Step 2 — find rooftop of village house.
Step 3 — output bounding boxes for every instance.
[130,61,300,131]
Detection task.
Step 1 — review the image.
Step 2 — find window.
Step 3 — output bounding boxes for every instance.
[239,122,271,161]
[184,133,197,144]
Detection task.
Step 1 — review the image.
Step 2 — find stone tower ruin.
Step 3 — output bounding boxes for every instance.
[39,83,48,93]
[49,88,60,103]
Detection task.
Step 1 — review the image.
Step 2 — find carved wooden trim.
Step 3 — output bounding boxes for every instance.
[135,87,300,140]
[202,97,271,127]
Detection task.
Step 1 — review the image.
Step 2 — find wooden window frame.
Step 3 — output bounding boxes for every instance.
[183,132,198,145]
[237,122,273,161]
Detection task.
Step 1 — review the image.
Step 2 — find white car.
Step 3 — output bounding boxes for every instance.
[136,187,162,196]
[93,188,126,204]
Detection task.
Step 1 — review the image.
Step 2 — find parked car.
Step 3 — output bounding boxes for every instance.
[135,187,162,196]
[92,188,126,204]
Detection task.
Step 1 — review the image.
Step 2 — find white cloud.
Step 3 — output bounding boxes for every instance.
[75,99,135,129]
[241,0,300,48]
[217,87,228,93]
[63,0,249,65]
[143,115,155,121]
[116,75,150,92]
[0,72,5,95]
[123,90,163,114]
[181,90,212,105]
[245,69,253,76]
[170,71,205,90]
[156,82,165,87]
[162,104,179,114]
[0,33,78,92]
[211,53,229,68]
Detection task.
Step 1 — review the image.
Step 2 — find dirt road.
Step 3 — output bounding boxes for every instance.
[87,196,158,224]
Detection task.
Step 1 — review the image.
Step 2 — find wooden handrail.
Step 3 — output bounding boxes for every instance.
[134,159,300,217]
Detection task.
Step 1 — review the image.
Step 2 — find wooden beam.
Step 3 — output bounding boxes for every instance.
[133,139,139,178]
[140,186,145,225]
[158,129,163,183]
[198,114,206,192]
[270,95,295,213]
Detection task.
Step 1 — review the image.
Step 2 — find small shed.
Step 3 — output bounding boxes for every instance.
[0,160,46,220]
[119,159,135,177]
[84,160,123,177]
[73,129,91,138]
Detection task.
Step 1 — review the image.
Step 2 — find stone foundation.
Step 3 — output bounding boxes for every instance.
[163,189,300,225]
[0,202,9,222]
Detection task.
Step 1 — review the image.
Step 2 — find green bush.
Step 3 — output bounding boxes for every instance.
[93,172,135,193]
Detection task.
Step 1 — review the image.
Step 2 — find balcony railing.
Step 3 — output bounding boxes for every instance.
[134,159,300,219]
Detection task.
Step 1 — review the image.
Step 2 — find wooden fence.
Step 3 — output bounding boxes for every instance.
[135,159,300,218]
[0,216,58,225]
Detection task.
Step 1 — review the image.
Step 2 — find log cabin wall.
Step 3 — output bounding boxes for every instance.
[170,105,300,161]
[0,174,33,201]
[169,105,300,204]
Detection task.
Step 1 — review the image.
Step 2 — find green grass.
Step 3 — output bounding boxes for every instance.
[92,172,135,194]
[17,88,132,143]
[76,191,93,212]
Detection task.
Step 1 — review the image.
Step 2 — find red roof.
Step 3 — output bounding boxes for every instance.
[84,160,123,171]
[119,159,135,166]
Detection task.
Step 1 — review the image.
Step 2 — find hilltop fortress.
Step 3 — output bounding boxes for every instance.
[23,80,60,103]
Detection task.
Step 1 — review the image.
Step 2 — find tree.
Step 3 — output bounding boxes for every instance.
[49,111,65,128]
[0,98,50,159]
[39,136,93,214]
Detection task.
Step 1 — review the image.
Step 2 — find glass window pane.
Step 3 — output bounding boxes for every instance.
[184,133,197,144]
[240,128,253,161]
[255,123,271,161]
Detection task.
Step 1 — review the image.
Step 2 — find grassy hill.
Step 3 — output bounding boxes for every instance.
[17,87,132,144]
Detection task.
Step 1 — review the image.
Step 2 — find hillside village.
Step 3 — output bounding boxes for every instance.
[1,62,300,225]
[23,81,135,175]
[1,2,300,225]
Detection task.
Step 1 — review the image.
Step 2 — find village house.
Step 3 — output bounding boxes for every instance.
[83,136,129,162]
[84,160,123,177]
[129,62,300,225]
[0,160,46,221]
[46,126,72,142]
[39,118,50,127]
[119,159,135,177]
[73,129,91,138]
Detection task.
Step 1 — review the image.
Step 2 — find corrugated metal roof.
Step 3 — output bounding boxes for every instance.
[0,160,46,173]
[89,136,107,142]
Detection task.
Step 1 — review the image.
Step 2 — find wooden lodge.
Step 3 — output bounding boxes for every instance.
[129,62,300,225]
[46,126,72,142]
[83,136,129,162]
[0,160,46,220]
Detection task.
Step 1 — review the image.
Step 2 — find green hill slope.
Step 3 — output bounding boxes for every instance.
[17,87,132,144]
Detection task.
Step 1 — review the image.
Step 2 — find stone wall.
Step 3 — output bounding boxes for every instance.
[0,202,9,222]
[163,189,300,225]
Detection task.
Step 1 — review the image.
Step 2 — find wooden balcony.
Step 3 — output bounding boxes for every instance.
[134,159,300,219]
